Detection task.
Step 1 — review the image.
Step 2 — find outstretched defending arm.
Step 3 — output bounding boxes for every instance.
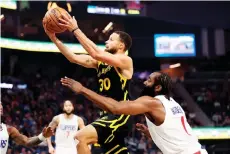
[61,77,153,115]
[8,126,53,147]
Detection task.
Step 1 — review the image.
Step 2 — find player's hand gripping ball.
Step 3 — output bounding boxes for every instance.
[43,7,69,33]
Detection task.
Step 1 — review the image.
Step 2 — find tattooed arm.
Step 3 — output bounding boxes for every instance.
[8,126,53,147]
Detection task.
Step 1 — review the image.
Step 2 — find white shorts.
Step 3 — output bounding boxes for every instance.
[55,147,77,154]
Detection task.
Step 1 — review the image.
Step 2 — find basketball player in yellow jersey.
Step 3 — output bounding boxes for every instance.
[44,14,133,154]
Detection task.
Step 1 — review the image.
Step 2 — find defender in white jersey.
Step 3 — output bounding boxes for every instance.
[61,72,208,154]
[0,103,53,154]
[47,100,85,154]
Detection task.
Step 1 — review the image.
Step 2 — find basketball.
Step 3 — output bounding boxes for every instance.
[43,7,69,33]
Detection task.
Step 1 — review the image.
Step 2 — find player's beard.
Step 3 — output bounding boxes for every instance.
[140,85,156,98]
[63,110,73,116]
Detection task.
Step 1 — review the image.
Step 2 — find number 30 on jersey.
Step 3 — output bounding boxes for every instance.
[99,78,111,91]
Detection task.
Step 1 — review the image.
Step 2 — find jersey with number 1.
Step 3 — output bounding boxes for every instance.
[97,62,129,102]
[145,95,204,154]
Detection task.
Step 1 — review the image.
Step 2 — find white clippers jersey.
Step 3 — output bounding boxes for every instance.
[55,114,79,149]
[0,123,9,154]
[145,95,205,154]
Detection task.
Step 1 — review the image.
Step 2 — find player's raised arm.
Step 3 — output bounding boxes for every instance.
[8,126,53,147]
[43,23,98,69]
[58,15,132,70]
[61,77,155,115]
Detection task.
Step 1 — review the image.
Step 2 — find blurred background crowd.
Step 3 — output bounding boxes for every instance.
[1,1,230,154]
